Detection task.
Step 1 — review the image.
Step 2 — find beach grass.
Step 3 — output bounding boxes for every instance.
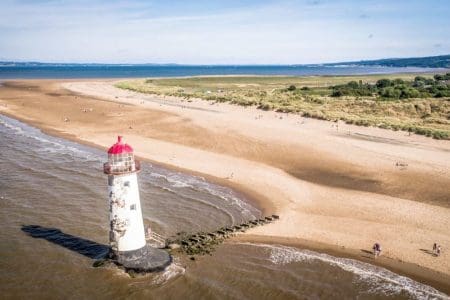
[116,74,450,139]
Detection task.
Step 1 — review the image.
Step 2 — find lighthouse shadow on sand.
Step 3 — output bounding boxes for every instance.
[21,225,110,260]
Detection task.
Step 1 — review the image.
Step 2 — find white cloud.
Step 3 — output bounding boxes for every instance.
[0,0,449,63]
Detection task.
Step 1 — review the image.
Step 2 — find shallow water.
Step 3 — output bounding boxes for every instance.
[0,115,448,300]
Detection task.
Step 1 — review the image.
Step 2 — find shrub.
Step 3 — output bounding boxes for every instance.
[376,79,392,88]
[379,87,401,99]
[435,91,450,98]
[400,87,420,98]
[258,103,273,110]
[331,90,344,97]
[432,131,449,139]
[424,78,435,85]
[347,81,359,89]
[287,85,296,91]
[414,76,427,82]
[393,78,405,85]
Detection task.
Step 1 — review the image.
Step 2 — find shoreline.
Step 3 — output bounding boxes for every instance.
[3,110,449,293]
[1,110,274,217]
[1,79,449,293]
[232,235,450,295]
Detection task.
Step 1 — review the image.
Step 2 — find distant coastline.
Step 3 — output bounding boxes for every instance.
[1,54,449,79]
[2,54,450,68]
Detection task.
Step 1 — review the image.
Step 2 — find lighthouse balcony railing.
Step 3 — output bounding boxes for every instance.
[103,160,141,175]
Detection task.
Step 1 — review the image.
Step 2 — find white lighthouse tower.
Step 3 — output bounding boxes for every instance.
[103,136,171,272]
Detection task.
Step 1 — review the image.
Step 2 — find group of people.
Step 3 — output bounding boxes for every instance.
[372,242,443,258]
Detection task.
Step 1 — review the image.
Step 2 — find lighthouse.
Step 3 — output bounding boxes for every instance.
[103,136,171,272]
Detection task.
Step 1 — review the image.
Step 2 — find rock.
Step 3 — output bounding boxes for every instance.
[168,243,180,250]
[93,259,107,267]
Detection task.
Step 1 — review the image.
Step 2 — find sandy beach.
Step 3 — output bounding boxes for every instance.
[1,79,449,290]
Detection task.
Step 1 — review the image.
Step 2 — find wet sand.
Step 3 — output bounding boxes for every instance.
[0,79,449,291]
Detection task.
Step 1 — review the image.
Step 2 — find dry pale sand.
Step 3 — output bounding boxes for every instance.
[1,79,449,289]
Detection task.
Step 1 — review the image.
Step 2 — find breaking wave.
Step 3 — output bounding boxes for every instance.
[147,170,260,221]
[247,243,448,300]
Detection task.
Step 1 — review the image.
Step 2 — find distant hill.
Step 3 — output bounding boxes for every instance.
[2,54,450,68]
[332,55,450,68]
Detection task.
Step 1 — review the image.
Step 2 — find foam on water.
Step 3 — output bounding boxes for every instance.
[151,260,186,285]
[246,243,449,300]
[148,170,259,220]
[0,115,99,162]
[158,185,236,224]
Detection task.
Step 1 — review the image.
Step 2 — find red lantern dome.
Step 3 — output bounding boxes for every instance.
[104,136,140,175]
[108,136,133,154]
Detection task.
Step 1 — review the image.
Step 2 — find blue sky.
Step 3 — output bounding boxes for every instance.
[0,0,449,64]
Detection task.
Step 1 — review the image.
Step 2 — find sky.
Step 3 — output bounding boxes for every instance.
[0,0,449,64]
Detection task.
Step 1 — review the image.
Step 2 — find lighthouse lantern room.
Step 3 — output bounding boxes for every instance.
[103,136,171,272]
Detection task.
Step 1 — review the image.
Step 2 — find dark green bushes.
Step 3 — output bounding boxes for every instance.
[330,73,450,99]
[330,81,375,97]
[287,85,296,91]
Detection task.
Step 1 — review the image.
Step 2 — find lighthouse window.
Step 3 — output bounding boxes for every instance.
[124,181,130,187]
[130,204,136,210]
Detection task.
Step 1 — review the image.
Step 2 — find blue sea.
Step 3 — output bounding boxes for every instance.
[0,63,443,79]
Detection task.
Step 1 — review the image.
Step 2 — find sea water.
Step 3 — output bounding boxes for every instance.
[0,63,443,79]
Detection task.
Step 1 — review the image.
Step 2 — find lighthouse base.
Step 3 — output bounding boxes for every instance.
[111,244,172,273]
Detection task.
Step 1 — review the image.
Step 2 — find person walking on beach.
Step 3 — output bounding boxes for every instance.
[373,243,382,258]
[437,245,441,257]
[433,243,437,255]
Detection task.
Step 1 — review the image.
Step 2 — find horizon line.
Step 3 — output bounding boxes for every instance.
[1,53,449,67]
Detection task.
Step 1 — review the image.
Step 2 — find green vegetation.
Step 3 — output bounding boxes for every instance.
[116,73,450,139]
[330,73,450,99]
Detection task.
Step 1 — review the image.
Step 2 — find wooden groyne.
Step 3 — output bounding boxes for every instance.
[166,215,279,256]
